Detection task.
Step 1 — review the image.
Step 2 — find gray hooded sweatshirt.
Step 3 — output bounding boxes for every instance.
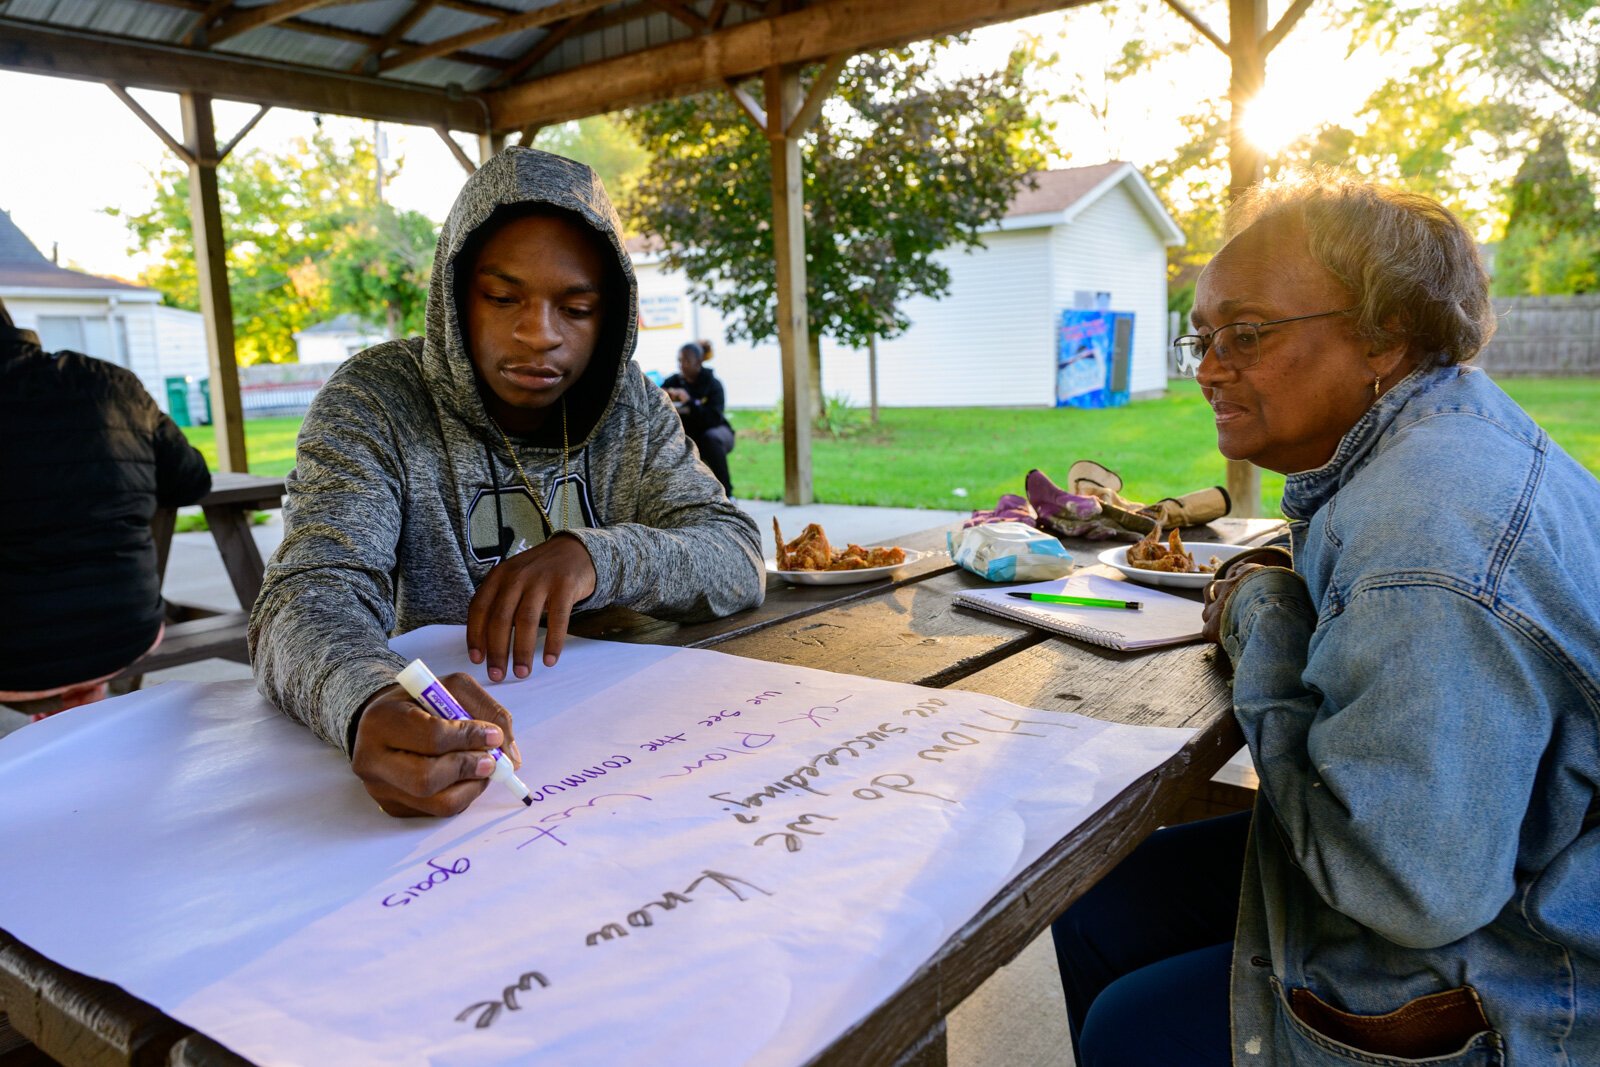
[249,148,764,755]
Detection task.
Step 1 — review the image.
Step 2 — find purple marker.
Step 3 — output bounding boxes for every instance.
[397,659,533,807]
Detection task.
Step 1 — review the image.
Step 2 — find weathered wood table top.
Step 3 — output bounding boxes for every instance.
[0,516,1282,1067]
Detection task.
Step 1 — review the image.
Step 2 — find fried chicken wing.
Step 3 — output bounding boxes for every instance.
[865,546,907,567]
[1126,526,1214,574]
[773,520,907,572]
[773,518,833,571]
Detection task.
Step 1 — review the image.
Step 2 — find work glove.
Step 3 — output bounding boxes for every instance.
[1025,469,1124,540]
[1066,459,1230,535]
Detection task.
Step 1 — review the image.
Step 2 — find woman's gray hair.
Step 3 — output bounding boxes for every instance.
[1229,170,1495,365]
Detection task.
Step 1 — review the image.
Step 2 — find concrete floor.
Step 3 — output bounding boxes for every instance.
[0,499,1100,1064]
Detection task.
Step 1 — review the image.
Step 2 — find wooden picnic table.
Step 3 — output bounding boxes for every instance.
[119,473,287,679]
[152,471,287,615]
[0,514,1282,1067]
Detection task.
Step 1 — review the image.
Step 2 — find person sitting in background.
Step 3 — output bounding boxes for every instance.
[661,340,736,496]
[1050,171,1600,1066]
[0,296,212,719]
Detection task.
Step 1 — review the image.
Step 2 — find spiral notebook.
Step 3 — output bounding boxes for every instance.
[954,572,1203,651]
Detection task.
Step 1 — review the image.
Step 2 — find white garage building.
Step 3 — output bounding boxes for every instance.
[0,209,206,414]
[629,161,1185,409]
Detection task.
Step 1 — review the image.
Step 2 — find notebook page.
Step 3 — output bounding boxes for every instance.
[955,571,1203,650]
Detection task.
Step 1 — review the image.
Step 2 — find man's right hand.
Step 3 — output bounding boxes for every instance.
[351,674,522,817]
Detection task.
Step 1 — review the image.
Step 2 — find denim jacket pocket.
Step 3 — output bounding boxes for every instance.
[1270,977,1505,1066]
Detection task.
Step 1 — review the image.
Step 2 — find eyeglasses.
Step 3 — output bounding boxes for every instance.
[1172,308,1353,377]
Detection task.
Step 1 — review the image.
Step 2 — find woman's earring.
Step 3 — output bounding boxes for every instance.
[1373,375,1382,400]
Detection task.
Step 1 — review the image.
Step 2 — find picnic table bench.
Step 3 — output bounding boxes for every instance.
[1,514,1282,1067]
[113,473,286,683]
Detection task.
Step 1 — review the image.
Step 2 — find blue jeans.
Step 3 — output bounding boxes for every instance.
[1050,811,1249,1067]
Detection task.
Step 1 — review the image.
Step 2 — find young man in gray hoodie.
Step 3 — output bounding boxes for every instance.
[250,148,764,817]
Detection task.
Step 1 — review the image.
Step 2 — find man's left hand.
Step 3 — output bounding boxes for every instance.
[466,533,597,681]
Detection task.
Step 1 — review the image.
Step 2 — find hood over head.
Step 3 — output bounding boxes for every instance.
[422,147,639,446]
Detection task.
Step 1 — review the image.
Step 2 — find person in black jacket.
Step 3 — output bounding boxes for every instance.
[661,340,735,495]
[0,297,211,718]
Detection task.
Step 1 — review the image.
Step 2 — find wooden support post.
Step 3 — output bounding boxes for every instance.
[1163,0,1312,518]
[478,130,508,165]
[1223,0,1268,517]
[180,92,247,473]
[764,64,813,505]
[868,334,879,426]
[435,126,478,173]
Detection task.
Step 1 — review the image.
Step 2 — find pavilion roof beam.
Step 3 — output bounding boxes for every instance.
[435,126,480,173]
[489,0,688,88]
[109,84,197,166]
[786,51,848,138]
[1159,0,1225,53]
[1161,0,1310,58]
[487,9,598,89]
[723,78,767,128]
[649,0,710,33]
[139,0,515,71]
[109,84,270,165]
[349,0,437,74]
[438,0,531,18]
[218,104,272,159]
[0,18,487,129]
[181,0,238,46]
[1260,0,1315,55]
[378,0,617,74]
[207,0,355,45]
[489,0,1100,130]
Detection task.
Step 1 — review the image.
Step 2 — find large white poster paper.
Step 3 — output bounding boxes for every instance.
[0,628,1193,1066]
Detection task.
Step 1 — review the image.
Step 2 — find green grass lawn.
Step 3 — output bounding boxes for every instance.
[182,415,302,479]
[182,378,1600,518]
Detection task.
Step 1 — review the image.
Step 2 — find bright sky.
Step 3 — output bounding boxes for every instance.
[0,74,475,280]
[0,2,1434,281]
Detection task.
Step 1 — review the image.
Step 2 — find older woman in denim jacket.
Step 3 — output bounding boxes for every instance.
[1050,172,1600,1067]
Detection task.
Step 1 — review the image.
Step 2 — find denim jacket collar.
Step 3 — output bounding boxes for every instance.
[1280,362,1448,522]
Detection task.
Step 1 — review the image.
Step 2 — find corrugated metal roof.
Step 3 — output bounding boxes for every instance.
[0,0,1099,132]
[0,1,818,93]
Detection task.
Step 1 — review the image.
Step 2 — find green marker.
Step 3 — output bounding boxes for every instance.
[1006,592,1142,611]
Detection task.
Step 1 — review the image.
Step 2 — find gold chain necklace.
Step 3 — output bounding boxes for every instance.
[494,399,571,534]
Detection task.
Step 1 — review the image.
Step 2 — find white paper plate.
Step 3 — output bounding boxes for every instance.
[1097,542,1250,589]
[768,549,924,586]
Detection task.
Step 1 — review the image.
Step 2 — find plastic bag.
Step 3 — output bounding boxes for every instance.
[947,521,1076,582]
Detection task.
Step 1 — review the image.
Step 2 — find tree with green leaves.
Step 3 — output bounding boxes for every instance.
[323,203,437,337]
[109,130,437,363]
[1494,132,1600,294]
[1122,0,1599,310]
[624,40,1048,412]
